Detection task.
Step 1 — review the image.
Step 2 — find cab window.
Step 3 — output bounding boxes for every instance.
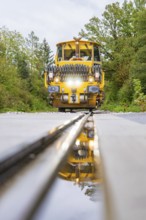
[57,46,62,61]
[80,49,92,61]
[64,49,75,60]
[94,47,100,61]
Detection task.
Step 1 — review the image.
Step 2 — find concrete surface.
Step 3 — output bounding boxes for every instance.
[94,113,146,220]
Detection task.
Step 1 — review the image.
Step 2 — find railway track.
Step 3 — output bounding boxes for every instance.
[0,113,92,220]
[1,112,146,220]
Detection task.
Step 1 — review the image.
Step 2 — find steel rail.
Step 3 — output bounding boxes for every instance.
[0,113,85,177]
[0,113,91,220]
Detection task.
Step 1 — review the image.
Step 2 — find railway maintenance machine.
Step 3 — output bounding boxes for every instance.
[44,37,104,112]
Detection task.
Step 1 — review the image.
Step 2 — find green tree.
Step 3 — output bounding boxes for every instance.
[17,56,30,79]
[0,27,53,112]
[131,9,146,94]
[26,31,40,73]
[79,17,102,42]
[134,0,146,9]
[133,79,146,110]
[40,39,54,68]
[0,27,26,65]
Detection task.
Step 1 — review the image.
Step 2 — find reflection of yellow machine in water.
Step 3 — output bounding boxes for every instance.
[44,37,104,112]
[59,124,101,183]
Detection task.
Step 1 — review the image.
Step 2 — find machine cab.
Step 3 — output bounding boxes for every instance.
[45,38,104,111]
[55,38,101,65]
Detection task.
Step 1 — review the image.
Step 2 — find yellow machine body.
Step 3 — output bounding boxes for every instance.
[44,38,104,111]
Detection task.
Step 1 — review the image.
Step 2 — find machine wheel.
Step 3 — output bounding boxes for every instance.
[58,108,65,112]
[89,108,93,113]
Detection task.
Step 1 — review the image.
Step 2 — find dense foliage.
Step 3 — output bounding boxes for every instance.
[79,0,146,111]
[0,28,54,112]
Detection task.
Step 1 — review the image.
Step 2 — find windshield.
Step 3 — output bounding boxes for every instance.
[80,49,92,61]
[57,46,62,61]
[64,49,76,60]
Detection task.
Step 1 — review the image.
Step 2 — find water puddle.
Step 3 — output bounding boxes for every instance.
[34,116,103,220]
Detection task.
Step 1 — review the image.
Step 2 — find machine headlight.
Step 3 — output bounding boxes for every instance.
[48,72,53,79]
[88,76,94,83]
[75,139,80,146]
[75,79,82,86]
[67,79,82,87]
[95,71,100,81]
[87,129,94,138]
[54,76,60,83]
[88,86,99,93]
[67,80,74,86]
[78,149,87,157]
[48,86,60,93]
[89,140,94,150]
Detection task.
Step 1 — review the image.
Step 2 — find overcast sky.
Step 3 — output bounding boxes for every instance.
[0,0,124,53]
